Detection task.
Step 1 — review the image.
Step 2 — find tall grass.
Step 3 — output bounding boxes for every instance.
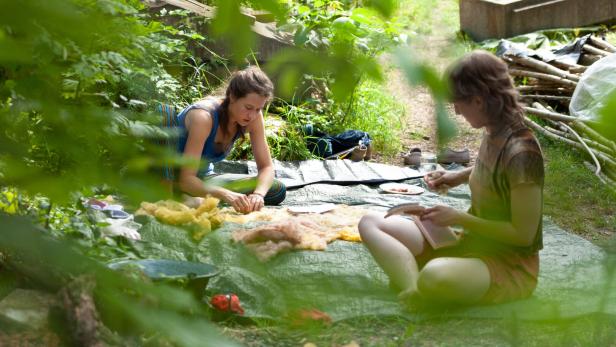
[329,79,406,159]
[541,140,616,242]
[230,79,406,161]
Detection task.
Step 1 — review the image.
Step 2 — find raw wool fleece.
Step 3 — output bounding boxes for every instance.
[230,205,369,261]
[136,197,223,241]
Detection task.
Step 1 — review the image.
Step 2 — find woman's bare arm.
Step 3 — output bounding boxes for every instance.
[247,114,274,197]
[454,183,542,247]
[177,109,229,199]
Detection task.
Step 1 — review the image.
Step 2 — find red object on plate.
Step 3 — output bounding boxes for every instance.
[210,293,245,315]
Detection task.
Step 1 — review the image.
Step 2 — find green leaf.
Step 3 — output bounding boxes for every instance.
[210,0,255,61]
[394,47,456,146]
[364,0,398,18]
[598,90,616,142]
[297,5,310,15]
[351,8,380,25]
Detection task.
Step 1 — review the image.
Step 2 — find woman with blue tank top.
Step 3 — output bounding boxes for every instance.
[175,67,285,213]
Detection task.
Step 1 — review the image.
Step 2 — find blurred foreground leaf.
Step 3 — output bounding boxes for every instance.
[266,44,382,101]
[598,90,616,142]
[0,214,238,347]
[394,46,457,146]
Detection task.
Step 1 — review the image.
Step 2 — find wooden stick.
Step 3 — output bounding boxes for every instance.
[588,36,616,53]
[550,60,587,74]
[544,116,616,156]
[517,86,572,93]
[583,44,610,57]
[531,102,566,116]
[559,121,602,176]
[532,102,614,149]
[525,80,574,88]
[572,121,616,153]
[520,95,571,102]
[545,126,616,156]
[524,106,580,122]
[507,55,580,82]
[525,117,616,168]
[531,103,612,148]
[505,59,585,77]
[583,162,616,190]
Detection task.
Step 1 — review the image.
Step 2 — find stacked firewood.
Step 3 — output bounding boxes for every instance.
[501,35,616,187]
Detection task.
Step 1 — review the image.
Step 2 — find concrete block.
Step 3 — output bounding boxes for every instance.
[461,0,616,41]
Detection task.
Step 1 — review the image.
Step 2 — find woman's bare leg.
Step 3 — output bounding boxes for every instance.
[418,257,490,304]
[358,212,426,294]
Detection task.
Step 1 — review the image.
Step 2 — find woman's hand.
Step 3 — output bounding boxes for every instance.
[221,191,265,214]
[247,193,265,212]
[421,205,462,227]
[423,170,466,192]
[223,191,253,214]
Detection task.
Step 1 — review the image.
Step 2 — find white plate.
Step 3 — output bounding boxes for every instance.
[379,183,424,195]
[287,203,337,214]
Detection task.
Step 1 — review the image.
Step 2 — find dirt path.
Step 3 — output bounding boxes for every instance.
[382,1,482,166]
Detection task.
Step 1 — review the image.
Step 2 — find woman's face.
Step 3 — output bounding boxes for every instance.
[229,92,269,127]
[453,96,489,129]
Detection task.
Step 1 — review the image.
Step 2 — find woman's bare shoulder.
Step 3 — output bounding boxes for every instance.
[194,97,223,109]
[185,108,213,130]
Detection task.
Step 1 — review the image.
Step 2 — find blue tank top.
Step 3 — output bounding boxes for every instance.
[176,101,241,177]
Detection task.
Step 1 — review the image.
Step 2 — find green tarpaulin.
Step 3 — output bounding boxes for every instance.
[130,176,615,322]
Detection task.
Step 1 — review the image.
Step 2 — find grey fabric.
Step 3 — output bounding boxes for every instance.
[214,159,423,188]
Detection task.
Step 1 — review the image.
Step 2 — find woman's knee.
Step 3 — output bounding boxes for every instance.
[417,257,490,302]
[417,258,460,294]
[358,212,385,239]
[264,179,286,205]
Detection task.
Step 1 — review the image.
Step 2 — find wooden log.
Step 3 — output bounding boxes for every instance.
[568,66,587,74]
[579,54,602,66]
[550,60,587,74]
[507,55,580,82]
[588,36,616,53]
[505,59,585,78]
[583,44,610,57]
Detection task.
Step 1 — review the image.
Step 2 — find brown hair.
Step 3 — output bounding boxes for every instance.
[218,66,274,137]
[447,50,523,126]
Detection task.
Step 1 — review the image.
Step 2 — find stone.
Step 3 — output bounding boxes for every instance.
[0,289,55,331]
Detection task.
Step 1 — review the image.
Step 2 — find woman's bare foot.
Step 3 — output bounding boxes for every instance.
[398,286,419,301]
[398,286,425,311]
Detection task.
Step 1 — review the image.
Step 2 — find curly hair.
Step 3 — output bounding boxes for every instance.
[448,50,523,126]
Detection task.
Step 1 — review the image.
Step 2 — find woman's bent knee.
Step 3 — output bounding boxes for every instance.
[417,258,490,303]
[358,212,384,239]
[417,258,454,294]
[264,179,286,205]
